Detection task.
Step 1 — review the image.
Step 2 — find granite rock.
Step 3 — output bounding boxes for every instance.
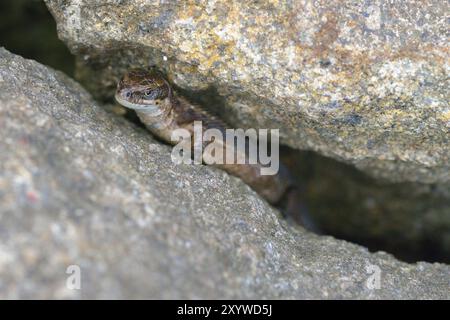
[0,48,449,299]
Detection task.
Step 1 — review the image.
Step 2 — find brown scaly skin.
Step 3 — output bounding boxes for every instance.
[115,69,313,227]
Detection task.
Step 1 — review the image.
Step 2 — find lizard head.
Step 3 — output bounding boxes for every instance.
[115,69,171,112]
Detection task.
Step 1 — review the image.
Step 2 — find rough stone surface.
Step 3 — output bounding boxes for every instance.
[0,48,449,299]
[45,0,449,184]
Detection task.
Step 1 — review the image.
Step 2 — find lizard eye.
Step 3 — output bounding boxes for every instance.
[125,92,131,98]
[144,90,152,96]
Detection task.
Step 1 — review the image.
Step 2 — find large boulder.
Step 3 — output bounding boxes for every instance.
[44,0,449,184]
[0,48,449,299]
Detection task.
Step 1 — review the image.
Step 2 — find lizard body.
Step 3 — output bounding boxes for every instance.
[115,69,301,211]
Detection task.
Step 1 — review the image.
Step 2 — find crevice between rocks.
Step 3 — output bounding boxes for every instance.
[104,89,450,264]
[2,0,448,265]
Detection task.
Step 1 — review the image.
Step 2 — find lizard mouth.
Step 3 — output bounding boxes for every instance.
[114,92,160,113]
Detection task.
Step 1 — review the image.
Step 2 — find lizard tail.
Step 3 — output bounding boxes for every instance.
[279,187,321,233]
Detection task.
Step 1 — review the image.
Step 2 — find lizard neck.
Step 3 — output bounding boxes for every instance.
[135,96,178,138]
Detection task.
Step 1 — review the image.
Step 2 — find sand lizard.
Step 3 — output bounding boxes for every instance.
[115,69,311,226]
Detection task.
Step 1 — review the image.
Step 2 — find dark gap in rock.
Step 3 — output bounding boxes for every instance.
[280,146,450,264]
[0,0,75,77]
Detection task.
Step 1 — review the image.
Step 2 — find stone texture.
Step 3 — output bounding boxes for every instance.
[45,0,449,184]
[0,48,449,299]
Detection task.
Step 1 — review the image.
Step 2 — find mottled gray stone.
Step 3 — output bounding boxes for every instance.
[0,48,448,299]
[45,0,449,184]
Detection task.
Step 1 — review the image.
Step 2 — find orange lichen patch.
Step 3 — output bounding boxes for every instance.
[346,19,358,28]
[439,110,450,122]
[313,13,340,56]
[391,43,447,63]
[202,52,222,69]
